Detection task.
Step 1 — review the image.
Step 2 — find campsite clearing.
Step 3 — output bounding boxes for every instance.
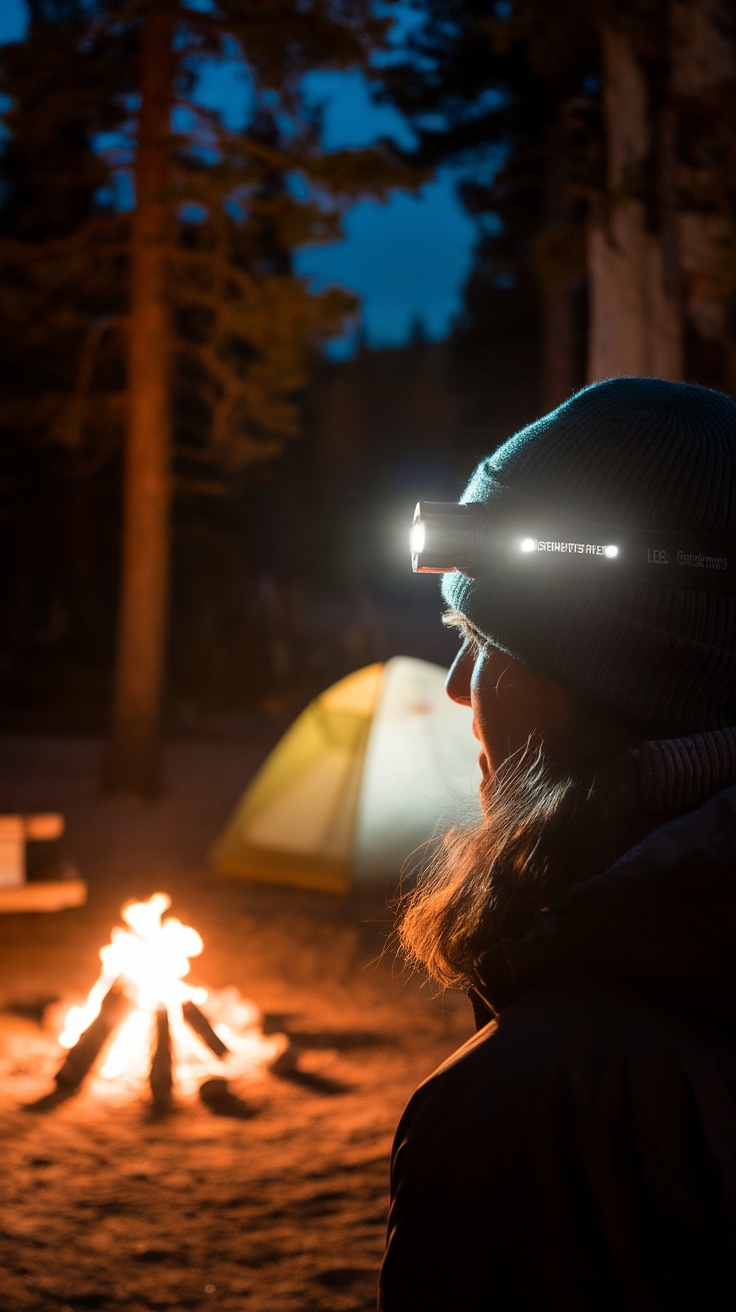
[0,733,473,1312]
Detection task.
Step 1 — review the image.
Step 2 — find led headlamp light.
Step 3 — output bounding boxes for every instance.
[410,499,736,592]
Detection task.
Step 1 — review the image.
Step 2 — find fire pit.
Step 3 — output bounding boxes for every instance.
[52,892,289,1111]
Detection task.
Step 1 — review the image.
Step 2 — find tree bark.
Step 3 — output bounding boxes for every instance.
[587,26,683,383]
[671,0,736,390]
[108,3,175,795]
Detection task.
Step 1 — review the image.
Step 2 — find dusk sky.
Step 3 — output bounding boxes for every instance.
[0,0,478,354]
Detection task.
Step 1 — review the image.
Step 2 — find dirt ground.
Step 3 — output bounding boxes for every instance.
[0,735,472,1312]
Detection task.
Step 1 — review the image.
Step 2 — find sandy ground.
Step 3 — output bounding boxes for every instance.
[0,736,472,1312]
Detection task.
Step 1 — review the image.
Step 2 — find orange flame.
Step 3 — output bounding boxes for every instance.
[59,893,286,1090]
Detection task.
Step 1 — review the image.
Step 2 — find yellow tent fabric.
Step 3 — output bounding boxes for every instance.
[211,657,481,895]
[211,664,383,894]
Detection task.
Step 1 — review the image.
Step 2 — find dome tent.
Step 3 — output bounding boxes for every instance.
[210,657,482,895]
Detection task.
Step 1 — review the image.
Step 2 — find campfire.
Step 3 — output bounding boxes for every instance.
[53,893,289,1111]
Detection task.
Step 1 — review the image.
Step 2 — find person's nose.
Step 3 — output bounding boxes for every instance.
[445,640,473,707]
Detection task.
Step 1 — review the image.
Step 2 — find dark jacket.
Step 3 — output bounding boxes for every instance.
[379,737,736,1311]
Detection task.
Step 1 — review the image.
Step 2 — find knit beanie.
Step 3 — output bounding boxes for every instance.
[442,377,736,735]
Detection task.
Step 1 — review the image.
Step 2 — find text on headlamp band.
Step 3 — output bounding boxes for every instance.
[521,539,619,557]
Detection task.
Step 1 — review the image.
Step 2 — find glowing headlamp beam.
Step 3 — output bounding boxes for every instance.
[410,521,426,555]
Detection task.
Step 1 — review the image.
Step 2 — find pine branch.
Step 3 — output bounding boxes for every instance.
[168,248,256,296]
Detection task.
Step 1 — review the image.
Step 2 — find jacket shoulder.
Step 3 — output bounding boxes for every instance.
[404,974,736,1144]
[381,977,736,1310]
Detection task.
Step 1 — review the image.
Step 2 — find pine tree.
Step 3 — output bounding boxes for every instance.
[379,0,598,410]
[381,0,736,395]
[0,0,415,793]
[0,0,129,711]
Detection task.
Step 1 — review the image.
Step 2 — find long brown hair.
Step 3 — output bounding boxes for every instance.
[397,627,640,991]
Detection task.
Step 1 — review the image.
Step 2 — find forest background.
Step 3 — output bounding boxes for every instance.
[1,0,735,794]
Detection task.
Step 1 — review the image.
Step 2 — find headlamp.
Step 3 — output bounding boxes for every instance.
[410,499,736,591]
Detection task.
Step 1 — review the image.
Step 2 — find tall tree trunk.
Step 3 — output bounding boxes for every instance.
[107,3,174,796]
[671,0,736,390]
[587,26,683,382]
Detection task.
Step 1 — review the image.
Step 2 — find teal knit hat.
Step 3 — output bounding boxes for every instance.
[442,377,736,734]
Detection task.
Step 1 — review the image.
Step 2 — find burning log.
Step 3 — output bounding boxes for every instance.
[182,999,230,1058]
[199,1077,255,1119]
[149,1006,173,1110]
[54,895,285,1108]
[55,983,132,1091]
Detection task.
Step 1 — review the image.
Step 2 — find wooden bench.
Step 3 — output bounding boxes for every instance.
[0,814,87,912]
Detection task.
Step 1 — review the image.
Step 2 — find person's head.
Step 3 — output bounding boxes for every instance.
[400,377,736,988]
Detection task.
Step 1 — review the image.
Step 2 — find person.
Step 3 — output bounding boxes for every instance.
[379,376,736,1311]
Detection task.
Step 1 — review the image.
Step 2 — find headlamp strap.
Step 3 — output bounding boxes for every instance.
[475,487,736,591]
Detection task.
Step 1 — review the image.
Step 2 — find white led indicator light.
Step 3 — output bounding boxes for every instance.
[410,522,426,555]
[605,544,619,558]
[520,537,537,554]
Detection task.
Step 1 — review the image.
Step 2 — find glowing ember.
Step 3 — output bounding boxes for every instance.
[58,893,287,1100]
